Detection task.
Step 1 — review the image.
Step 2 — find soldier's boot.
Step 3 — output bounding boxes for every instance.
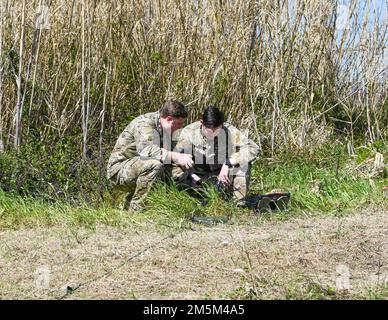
[111,184,134,210]
[122,192,133,210]
[128,159,164,211]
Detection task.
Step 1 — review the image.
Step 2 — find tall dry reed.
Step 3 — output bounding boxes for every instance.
[0,0,386,158]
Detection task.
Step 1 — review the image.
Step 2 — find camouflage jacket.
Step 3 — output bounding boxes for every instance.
[175,121,260,172]
[107,112,172,179]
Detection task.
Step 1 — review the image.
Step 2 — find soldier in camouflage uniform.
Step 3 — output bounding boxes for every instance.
[173,106,260,204]
[107,100,193,211]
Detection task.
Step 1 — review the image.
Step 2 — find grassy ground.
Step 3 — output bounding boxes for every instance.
[0,208,386,299]
[0,147,387,299]
[0,145,386,229]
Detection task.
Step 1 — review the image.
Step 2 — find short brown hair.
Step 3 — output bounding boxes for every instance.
[160,100,188,118]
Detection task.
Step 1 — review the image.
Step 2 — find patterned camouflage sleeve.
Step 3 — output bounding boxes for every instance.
[133,123,169,162]
[228,126,260,167]
[174,127,193,154]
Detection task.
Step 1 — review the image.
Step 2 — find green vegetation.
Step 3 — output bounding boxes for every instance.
[0,188,130,229]
[0,0,386,228]
[1,0,386,162]
[0,0,386,301]
[1,142,386,230]
[252,147,387,215]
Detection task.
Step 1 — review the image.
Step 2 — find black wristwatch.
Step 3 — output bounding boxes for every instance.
[224,159,233,168]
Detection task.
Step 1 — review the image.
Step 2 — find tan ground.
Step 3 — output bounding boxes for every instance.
[0,209,387,299]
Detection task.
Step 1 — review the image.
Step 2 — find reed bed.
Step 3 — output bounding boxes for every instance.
[0,0,386,157]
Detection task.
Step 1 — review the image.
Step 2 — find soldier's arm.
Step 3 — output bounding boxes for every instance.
[134,123,193,168]
[228,127,260,167]
[171,128,194,169]
[134,123,169,162]
[174,128,193,155]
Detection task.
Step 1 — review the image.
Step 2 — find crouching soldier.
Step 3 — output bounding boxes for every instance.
[173,106,260,205]
[107,100,194,211]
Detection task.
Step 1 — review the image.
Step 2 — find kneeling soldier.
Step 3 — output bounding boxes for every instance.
[107,100,193,211]
[173,106,260,204]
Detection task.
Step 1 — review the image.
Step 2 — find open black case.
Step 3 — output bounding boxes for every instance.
[245,192,291,214]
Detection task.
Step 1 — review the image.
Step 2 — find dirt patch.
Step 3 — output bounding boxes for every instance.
[0,209,387,299]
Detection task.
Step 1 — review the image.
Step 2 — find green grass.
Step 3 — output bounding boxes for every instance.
[0,189,131,229]
[145,181,239,218]
[251,146,387,216]
[0,144,386,229]
[144,145,387,221]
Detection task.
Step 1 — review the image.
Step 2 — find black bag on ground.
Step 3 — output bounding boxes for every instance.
[245,192,291,214]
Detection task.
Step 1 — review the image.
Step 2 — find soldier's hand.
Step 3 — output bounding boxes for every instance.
[218,164,230,186]
[171,152,194,170]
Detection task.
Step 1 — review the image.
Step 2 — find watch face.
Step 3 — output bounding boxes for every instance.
[224,160,232,167]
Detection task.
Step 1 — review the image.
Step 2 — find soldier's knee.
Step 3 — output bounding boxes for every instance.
[151,159,164,171]
[143,159,164,174]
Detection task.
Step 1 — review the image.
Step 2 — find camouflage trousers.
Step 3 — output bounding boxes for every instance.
[172,163,252,202]
[110,157,169,210]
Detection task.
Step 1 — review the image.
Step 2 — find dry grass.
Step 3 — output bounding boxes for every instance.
[0,207,386,299]
[0,0,386,156]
